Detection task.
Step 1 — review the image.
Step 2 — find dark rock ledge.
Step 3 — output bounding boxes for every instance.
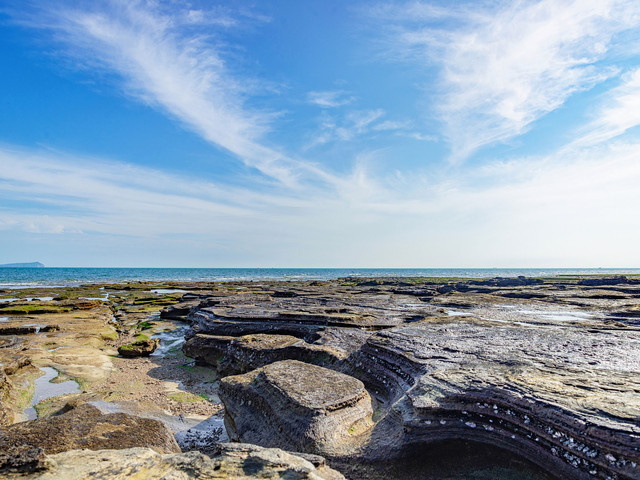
[178,277,640,480]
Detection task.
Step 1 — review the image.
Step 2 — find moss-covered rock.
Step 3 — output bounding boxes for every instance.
[117,337,159,357]
[0,402,180,456]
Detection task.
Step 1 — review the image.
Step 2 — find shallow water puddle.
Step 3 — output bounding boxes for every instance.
[151,326,189,357]
[445,305,601,325]
[0,296,54,303]
[149,288,190,294]
[512,307,596,322]
[444,309,472,317]
[79,294,109,301]
[24,366,80,420]
[88,398,228,450]
[47,345,71,353]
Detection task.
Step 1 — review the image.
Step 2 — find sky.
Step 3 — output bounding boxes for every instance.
[1,0,640,268]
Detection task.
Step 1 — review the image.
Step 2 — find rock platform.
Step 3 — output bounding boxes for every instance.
[178,276,640,480]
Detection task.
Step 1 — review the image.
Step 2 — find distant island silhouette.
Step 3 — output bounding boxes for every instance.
[0,262,45,268]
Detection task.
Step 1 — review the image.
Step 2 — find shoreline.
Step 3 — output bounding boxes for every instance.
[2,268,640,289]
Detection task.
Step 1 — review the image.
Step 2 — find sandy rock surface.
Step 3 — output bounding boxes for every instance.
[0,444,346,480]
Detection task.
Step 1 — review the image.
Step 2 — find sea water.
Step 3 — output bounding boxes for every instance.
[1,267,639,288]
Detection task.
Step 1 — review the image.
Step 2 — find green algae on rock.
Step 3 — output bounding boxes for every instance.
[117,336,159,357]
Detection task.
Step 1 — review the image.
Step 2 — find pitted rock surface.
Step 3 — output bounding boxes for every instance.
[260,360,370,411]
[0,444,346,479]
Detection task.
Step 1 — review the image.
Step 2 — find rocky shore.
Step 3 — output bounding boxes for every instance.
[1,276,639,479]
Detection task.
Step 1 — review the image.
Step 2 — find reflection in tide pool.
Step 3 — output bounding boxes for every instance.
[24,367,80,420]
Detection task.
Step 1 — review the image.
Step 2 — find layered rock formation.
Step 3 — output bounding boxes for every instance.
[0,443,346,479]
[221,360,374,456]
[0,356,31,426]
[159,292,205,320]
[179,277,640,480]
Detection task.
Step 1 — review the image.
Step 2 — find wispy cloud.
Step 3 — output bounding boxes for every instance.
[17,0,336,187]
[370,0,640,161]
[308,109,398,146]
[308,109,432,147]
[573,67,640,146]
[307,90,355,108]
[0,146,255,237]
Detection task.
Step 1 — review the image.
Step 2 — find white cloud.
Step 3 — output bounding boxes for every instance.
[574,67,640,146]
[308,109,388,147]
[372,120,411,131]
[372,0,640,161]
[0,145,285,238]
[23,1,339,187]
[401,132,438,142]
[5,1,640,266]
[3,134,640,266]
[308,109,431,147]
[307,90,355,108]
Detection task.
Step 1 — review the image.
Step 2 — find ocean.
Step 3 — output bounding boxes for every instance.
[1,267,639,288]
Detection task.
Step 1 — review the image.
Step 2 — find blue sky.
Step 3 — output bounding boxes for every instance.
[1,0,640,267]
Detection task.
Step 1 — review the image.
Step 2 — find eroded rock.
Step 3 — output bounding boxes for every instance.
[0,370,12,426]
[117,337,159,357]
[0,444,346,479]
[183,276,640,479]
[183,333,345,376]
[0,445,49,474]
[0,403,180,455]
[220,360,374,456]
[160,293,204,320]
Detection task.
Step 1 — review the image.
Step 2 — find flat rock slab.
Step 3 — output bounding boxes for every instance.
[220,360,373,456]
[0,444,346,479]
[0,403,180,457]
